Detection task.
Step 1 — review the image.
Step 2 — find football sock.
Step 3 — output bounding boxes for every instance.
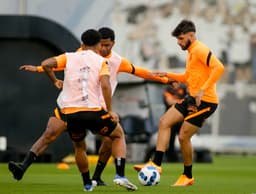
[92,160,107,180]
[22,151,38,171]
[81,171,91,185]
[153,151,164,166]
[115,157,125,177]
[183,165,192,178]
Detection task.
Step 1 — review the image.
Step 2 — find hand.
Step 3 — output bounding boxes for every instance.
[19,65,37,72]
[195,90,204,106]
[54,79,63,89]
[109,111,119,123]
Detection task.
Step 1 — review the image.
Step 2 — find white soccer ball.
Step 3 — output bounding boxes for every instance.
[138,166,160,186]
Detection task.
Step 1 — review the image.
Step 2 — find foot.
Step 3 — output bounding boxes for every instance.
[83,184,93,192]
[92,178,107,186]
[172,174,194,186]
[113,175,138,191]
[8,161,25,181]
[133,160,162,174]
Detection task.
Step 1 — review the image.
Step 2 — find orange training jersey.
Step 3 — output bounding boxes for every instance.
[56,50,109,113]
[166,40,224,103]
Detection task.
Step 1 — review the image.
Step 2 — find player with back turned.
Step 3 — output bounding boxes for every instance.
[34,29,138,191]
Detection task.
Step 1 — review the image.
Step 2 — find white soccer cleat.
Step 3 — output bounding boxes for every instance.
[113,175,138,191]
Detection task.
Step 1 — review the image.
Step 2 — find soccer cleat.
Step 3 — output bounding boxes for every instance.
[83,184,93,192]
[133,160,162,174]
[113,175,138,191]
[172,174,194,186]
[92,178,107,187]
[8,161,25,181]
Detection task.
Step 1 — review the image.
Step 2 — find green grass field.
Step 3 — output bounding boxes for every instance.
[0,155,255,194]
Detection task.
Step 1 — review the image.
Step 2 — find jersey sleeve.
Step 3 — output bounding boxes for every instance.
[100,60,110,76]
[37,54,67,72]
[117,58,134,73]
[196,49,225,91]
[118,58,168,83]
[54,54,67,69]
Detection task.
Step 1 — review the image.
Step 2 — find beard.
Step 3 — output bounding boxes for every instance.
[181,39,191,50]
[100,50,108,57]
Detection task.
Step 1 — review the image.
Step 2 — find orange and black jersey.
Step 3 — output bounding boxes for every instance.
[166,40,225,103]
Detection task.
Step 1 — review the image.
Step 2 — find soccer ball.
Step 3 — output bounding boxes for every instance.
[138,166,160,186]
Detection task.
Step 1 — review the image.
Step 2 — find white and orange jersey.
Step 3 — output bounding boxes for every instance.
[56,50,109,113]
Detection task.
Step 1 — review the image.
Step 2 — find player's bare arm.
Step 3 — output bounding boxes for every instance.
[100,74,119,123]
[41,57,62,89]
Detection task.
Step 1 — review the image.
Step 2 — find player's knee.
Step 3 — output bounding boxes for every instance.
[73,141,86,150]
[159,115,169,129]
[109,125,124,139]
[43,117,66,142]
[178,134,184,144]
[42,128,59,142]
[178,133,190,144]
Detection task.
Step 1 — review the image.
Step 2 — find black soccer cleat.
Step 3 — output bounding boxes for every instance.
[8,161,25,181]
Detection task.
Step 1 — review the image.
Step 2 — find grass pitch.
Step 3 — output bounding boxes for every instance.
[0,155,255,194]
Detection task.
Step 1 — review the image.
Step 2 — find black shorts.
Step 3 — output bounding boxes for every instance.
[66,109,117,142]
[52,106,67,122]
[175,96,218,127]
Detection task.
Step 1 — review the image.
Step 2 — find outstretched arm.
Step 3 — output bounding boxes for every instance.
[118,58,169,83]
[20,54,67,73]
[19,64,64,72]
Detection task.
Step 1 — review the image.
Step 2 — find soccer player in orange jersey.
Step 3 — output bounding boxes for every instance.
[134,20,225,186]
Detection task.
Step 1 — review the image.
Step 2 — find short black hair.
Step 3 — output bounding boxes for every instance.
[98,27,115,41]
[171,20,196,37]
[81,29,102,46]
